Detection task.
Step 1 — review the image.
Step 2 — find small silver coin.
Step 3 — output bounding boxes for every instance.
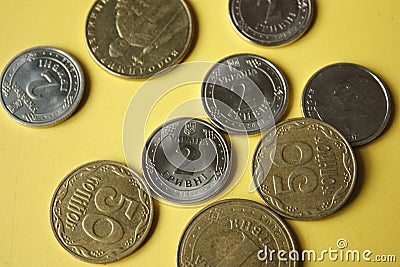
[202,54,288,135]
[229,0,313,46]
[301,63,392,146]
[142,118,231,204]
[0,46,84,126]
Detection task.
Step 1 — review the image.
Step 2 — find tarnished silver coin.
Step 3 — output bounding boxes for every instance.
[0,46,84,126]
[85,0,194,79]
[202,54,288,135]
[142,118,231,204]
[229,0,313,46]
[302,63,392,146]
[50,160,154,263]
[177,199,298,266]
[253,118,357,220]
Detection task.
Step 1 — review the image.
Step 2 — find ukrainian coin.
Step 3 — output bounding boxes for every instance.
[253,118,357,220]
[0,46,84,126]
[302,63,392,146]
[202,54,288,135]
[177,199,298,266]
[229,0,313,46]
[142,118,231,204]
[50,160,154,263]
[85,0,194,78]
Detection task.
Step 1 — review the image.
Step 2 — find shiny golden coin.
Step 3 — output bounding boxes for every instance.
[85,0,194,78]
[50,160,154,263]
[177,199,298,266]
[253,118,357,220]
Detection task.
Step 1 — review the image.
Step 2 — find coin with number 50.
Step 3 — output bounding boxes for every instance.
[50,160,154,263]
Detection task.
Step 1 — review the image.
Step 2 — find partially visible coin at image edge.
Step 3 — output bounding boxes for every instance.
[177,199,298,266]
[0,46,84,126]
[85,0,194,78]
[229,0,313,46]
[50,160,154,263]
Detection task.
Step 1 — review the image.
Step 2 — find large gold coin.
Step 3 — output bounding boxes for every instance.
[85,0,194,78]
[50,160,154,263]
[253,118,357,220]
[177,199,298,266]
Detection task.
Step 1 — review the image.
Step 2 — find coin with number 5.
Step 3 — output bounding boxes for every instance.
[253,118,357,220]
[50,160,154,263]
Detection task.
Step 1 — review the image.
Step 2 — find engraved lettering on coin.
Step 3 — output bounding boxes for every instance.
[0,46,84,126]
[302,63,392,146]
[177,199,298,266]
[85,0,194,78]
[229,0,313,46]
[202,54,288,134]
[50,161,154,263]
[253,118,357,220]
[142,118,231,204]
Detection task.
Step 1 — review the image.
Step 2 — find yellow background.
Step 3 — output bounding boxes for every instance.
[1,0,399,266]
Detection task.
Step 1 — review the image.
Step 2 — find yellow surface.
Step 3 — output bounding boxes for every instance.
[1,0,399,266]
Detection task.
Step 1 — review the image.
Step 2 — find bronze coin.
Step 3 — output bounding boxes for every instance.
[177,199,298,266]
[50,160,154,263]
[253,118,357,220]
[85,0,194,78]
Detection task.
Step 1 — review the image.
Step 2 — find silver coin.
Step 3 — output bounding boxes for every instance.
[229,0,313,46]
[142,118,231,204]
[202,54,288,135]
[301,63,392,146]
[0,46,84,126]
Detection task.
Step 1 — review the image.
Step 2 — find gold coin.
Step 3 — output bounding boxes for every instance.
[50,160,154,263]
[85,0,194,79]
[253,118,357,220]
[177,199,298,266]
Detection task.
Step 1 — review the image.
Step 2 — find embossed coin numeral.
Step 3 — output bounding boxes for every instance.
[82,186,138,244]
[257,0,279,23]
[26,70,59,99]
[217,232,259,267]
[95,187,138,220]
[82,213,124,244]
[271,141,318,194]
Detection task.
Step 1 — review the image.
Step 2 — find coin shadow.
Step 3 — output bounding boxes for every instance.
[285,219,304,267]
[141,199,160,247]
[380,84,396,140]
[343,148,365,209]
[182,1,198,62]
[306,0,318,38]
[74,59,91,114]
